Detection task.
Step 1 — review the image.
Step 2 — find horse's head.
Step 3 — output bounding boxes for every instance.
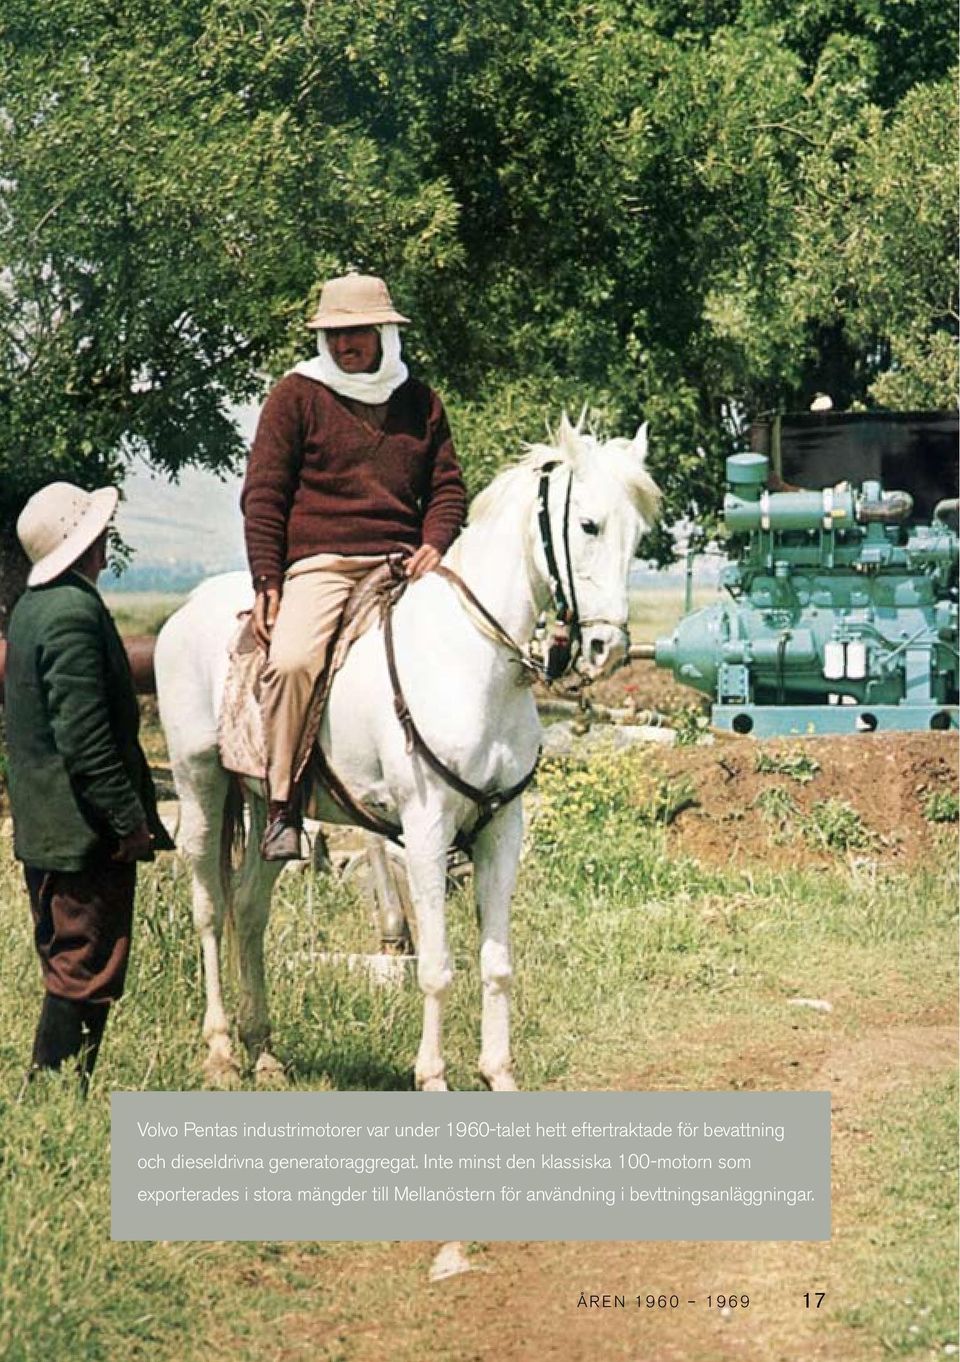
[525,414,662,680]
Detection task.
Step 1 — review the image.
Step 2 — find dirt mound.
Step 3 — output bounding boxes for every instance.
[653,731,957,870]
[540,659,704,719]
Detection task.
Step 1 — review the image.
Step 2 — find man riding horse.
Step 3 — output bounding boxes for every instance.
[241,272,467,860]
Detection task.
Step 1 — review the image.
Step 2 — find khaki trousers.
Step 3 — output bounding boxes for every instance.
[261,554,387,803]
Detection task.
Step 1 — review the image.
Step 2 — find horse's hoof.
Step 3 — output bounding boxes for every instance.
[480,1069,518,1092]
[254,1052,288,1088]
[203,1053,242,1089]
[417,1075,449,1093]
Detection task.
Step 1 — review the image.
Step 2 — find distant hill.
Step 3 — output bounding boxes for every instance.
[111,464,246,591]
[109,404,255,591]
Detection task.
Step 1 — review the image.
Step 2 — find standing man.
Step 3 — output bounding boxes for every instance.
[5,481,173,1093]
[242,272,467,860]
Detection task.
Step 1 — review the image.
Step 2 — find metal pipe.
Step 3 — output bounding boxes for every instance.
[628,642,657,661]
[858,490,913,524]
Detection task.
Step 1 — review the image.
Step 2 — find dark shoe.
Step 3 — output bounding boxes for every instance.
[30,994,85,1071]
[19,994,87,1099]
[261,816,302,862]
[78,1003,110,1095]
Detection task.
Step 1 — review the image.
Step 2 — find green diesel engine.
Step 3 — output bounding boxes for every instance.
[653,452,959,735]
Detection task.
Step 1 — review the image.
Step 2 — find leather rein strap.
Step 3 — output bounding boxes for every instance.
[433,565,541,681]
[383,575,539,853]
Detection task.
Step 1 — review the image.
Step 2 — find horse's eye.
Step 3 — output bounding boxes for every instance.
[580,519,600,537]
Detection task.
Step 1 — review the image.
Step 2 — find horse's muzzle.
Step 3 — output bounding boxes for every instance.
[577,623,628,680]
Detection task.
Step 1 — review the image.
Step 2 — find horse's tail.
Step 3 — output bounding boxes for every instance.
[219,773,247,984]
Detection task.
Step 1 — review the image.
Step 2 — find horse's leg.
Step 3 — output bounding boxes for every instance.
[365,832,411,951]
[403,810,456,1092]
[174,750,239,1085]
[473,802,523,1092]
[233,792,285,1084]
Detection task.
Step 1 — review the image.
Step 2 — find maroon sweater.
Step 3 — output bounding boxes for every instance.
[241,374,468,590]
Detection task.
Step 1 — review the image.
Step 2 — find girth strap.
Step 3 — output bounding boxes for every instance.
[312,746,405,846]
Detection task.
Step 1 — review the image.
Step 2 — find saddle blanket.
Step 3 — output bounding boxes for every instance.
[217,562,400,781]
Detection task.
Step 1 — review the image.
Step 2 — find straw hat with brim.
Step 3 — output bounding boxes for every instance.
[17,482,119,587]
[306,273,410,329]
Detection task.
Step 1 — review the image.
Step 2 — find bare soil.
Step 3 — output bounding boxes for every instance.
[544,661,958,871]
[539,657,704,720]
[655,730,957,871]
[217,1019,957,1362]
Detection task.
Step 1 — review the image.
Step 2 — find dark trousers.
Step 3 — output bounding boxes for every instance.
[24,856,137,1004]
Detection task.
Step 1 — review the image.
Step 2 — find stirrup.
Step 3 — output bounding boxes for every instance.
[260,817,302,862]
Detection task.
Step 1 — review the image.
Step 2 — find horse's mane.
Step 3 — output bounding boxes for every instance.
[468,417,662,531]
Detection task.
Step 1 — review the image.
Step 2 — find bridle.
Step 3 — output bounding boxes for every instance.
[536,464,580,679]
[535,463,628,681]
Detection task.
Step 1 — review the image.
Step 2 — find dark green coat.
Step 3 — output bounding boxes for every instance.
[4,571,173,871]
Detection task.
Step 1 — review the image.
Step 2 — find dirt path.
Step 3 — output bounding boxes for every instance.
[203,1016,955,1362]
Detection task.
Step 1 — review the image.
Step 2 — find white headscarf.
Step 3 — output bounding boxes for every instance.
[291,323,409,404]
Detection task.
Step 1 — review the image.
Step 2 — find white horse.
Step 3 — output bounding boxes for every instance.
[154,418,661,1091]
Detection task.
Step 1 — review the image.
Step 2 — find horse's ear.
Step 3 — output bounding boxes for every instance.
[632,422,649,464]
[557,410,581,463]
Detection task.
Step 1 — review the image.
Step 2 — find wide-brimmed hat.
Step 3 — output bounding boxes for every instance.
[17,481,119,587]
[306,273,410,329]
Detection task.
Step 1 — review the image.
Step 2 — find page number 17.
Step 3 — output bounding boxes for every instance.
[803,1293,826,1309]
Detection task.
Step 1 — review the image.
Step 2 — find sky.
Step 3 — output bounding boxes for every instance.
[111,402,257,580]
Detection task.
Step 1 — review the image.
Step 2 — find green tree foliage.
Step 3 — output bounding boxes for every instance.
[0,0,955,614]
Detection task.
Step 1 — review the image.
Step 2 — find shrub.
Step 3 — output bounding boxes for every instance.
[530,747,695,873]
[755,747,821,783]
[923,790,959,823]
[754,786,799,827]
[672,704,712,747]
[803,798,875,851]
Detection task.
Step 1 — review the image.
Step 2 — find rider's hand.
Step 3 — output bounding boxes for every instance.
[113,822,154,863]
[404,545,442,580]
[253,587,281,649]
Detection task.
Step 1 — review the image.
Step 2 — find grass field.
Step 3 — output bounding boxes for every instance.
[0,744,956,1361]
[102,591,188,638]
[0,591,955,1360]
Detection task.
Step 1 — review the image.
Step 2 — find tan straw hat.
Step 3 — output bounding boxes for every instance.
[17,481,119,587]
[306,273,410,329]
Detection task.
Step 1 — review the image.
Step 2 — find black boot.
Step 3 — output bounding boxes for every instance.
[261,800,302,862]
[18,994,86,1098]
[30,994,85,1072]
[78,1003,111,1096]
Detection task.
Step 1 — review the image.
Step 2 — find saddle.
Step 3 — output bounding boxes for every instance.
[218,561,540,853]
[217,562,402,783]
